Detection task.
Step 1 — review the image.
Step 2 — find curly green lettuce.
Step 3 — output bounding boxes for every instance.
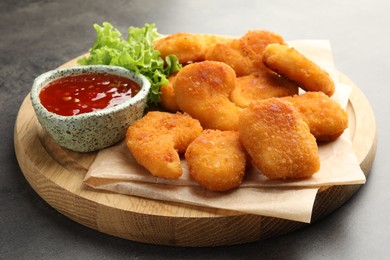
[78,22,181,106]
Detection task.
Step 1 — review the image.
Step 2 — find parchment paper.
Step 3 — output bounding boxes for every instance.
[83,40,366,223]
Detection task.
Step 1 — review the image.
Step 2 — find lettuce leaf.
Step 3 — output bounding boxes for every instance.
[78,22,181,106]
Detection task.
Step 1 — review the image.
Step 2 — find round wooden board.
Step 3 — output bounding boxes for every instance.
[14,57,377,246]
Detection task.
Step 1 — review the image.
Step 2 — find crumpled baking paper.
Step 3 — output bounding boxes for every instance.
[83,40,366,223]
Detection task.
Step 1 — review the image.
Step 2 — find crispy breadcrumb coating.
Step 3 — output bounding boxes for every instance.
[262,43,335,96]
[173,61,242,131]
[239,98,320,179]
[283,92,348,141]
[231,71,299,108]
[126,111,202,179]
[154,33,232,64]
[205,30,285,76]
[160,74,180,113]
[185,130,247,191]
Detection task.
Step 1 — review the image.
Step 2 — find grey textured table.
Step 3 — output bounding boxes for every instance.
[1,0,389,259]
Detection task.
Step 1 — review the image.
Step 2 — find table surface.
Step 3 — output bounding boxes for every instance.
[1,0,389,259]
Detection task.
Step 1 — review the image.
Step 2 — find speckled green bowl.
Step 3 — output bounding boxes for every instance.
[30,65,150,152]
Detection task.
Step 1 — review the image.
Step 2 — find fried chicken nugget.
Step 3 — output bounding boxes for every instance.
[231,71,299,108]
[205,30,285,76]
[283,92,348,141]
[205,39,252,77]
[263,43,335,96]
[126,111,202,179]
[239,98,320,179]
[154,33,232,64]
[185,130,247,191]
[173,61,242,131]
[160,74,180,112]
[154,33,205,64]
[240,30,285,72]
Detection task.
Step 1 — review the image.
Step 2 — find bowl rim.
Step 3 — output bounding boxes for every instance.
[30,65,151,120]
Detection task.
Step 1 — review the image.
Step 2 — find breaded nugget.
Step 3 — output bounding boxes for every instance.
[239,30,285,72]
[283,92,348,141]
[205,30,285,76]
[199,34,234,47]
[173,61,242,131]
[239,98,320,179]
[231,71,299,108]
[205,39,253,76]
[185,130,247,191]
[263,43,335,96]
[154,33,205,64]
[126,111,202,179]
[160,74,180,112]
[154,33,232,64]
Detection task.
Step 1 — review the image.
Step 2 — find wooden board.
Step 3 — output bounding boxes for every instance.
[14,58,377,246]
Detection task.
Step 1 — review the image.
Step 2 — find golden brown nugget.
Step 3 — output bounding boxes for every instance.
[231,71,299,108]
[239,98,320,179]
[185,130,247,191]
[283,92,348,141]
[154,33,205,64]
[126,111,202,179]
[239,30,285,72]
[205,30,285,76]
[205,39,253,76]
[263,43,335,96]
[154,33,232,64]
[173,61,242,131]
[199,34,234,47]
[160,74,180,112]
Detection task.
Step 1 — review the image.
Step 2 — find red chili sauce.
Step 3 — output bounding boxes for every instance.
[39,73,141,116]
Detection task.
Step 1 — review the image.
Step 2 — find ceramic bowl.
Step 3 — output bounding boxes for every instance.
[30,65,150,152]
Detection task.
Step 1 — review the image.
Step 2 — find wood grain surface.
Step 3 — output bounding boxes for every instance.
[14,58,377,246]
